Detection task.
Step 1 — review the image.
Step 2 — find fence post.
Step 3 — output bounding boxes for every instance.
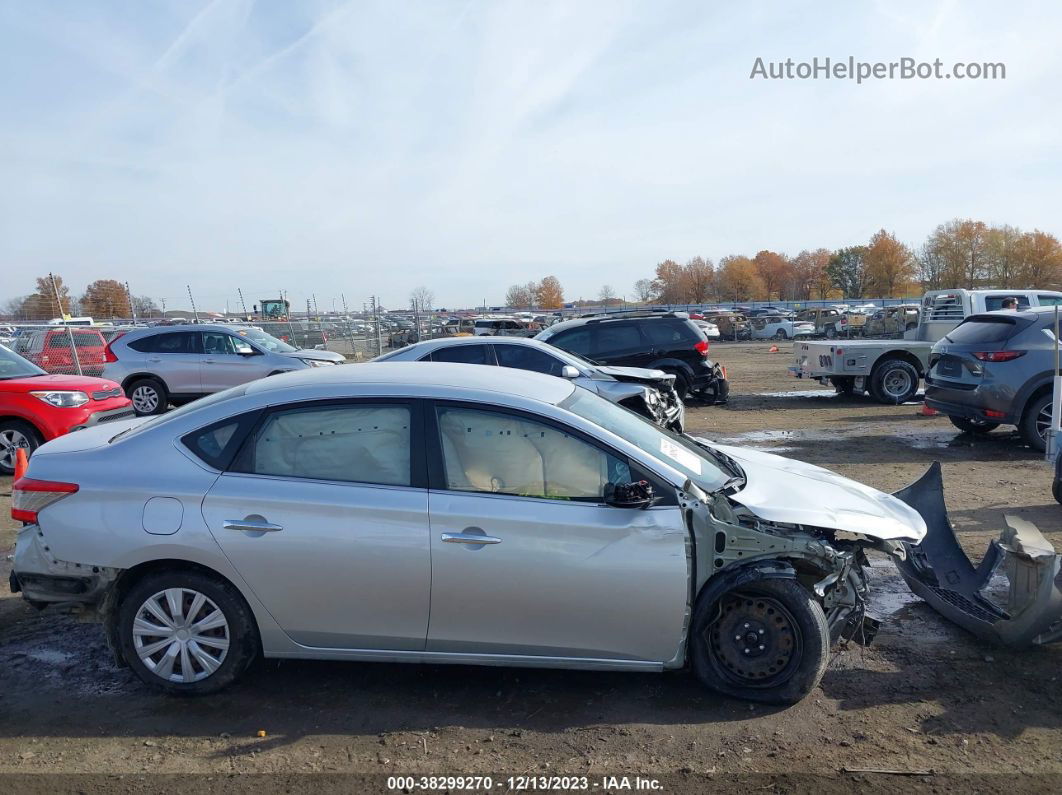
[49,273,82,376]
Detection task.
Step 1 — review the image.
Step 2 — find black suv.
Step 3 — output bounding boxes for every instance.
[535,311,729,402]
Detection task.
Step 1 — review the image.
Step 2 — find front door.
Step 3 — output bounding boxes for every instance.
[426,404,689,663]
[199,332,265,391]
[201,400,430,649]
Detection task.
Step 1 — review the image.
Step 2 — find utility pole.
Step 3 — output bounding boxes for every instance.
[187,285,200,323]
[126,281,137,325]
[237,288,248,316]
[371,295,383,356]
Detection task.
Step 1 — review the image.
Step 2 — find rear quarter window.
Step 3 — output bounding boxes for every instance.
[643,321,698,346]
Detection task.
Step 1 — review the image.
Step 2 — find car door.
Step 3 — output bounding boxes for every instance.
[426,403,689,662]
[200,331,266,391]
[200,400,431,649]
[591,322,651,368]
[148,331,203,394]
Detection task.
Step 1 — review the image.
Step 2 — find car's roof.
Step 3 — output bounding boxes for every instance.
[244,361,576,403]
[119,323,250,338]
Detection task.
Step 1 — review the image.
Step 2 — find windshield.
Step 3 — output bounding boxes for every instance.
[0,344,47,379]
[233,327,298,353]
[560,389,730,492]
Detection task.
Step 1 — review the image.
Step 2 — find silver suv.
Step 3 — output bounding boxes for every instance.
[103,324,344,415]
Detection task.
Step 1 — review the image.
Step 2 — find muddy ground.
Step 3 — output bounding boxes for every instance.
[0,342,1060,793]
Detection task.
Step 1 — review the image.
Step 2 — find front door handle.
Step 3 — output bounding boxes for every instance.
[441,532,501,545]
[203,358,217,364]
[224,519,283,532]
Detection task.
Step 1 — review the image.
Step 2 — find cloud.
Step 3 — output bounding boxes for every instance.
[1,0,1060,310]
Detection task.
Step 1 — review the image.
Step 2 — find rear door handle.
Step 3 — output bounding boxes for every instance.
[203,359,217,364]
[224,519,284,532]
[441,532,501,545]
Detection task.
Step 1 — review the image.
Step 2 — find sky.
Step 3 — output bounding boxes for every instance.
[2,0,1060,312]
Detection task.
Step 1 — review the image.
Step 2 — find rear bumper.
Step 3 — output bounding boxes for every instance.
[924,383,1017,425]
[11,525,118,607]
[691,364,729,403]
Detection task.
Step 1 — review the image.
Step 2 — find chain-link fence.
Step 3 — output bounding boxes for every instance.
[2,323,120,377]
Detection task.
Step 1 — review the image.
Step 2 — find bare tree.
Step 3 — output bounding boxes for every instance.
[409,286,435,311]
[598,284,617,302]
[633,278,654,303]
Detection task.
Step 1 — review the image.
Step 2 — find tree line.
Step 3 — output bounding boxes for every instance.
[4,276,160,321]
[504,276,565,309]
[636,219,1062,304]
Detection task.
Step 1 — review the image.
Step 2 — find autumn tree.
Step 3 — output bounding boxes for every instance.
[789,249,832,300]
[916,242,948,291]
[537,276,565,309]
[1015,230,1062,287]
[923,219,992,288]
[632,278,654,303]
[716,255,765,301]
[409,285,435,311]
[81,279,132,318]
[753,250,790,301]
[18,275,73,320]
[864,230,917,296]
[683,256,715,303]
[651,259,686,304]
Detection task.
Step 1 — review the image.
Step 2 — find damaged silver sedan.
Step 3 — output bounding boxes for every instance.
[11,363,927,704]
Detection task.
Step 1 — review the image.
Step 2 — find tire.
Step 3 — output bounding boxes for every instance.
[1052,477,1062,506]
[830,377,855,395]
[869,359,919,404]
[127,377,168,416]
[948,415,1000,435]
[116,569,259,695]
[824,326,838,339]
[1020,392,1052,453]
[691,577,829,705]
[664,370,691,402]
[774,329,788,340]
[0,419,43,475]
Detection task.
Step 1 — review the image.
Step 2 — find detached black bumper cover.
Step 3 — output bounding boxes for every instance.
[892,462,1062,647]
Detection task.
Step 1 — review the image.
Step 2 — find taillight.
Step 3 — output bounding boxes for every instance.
[972,351,1026,362]
[103,342,119,363]
[11,477,79,523]
[694,340,709,357]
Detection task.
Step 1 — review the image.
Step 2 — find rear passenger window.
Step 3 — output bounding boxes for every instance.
[549,328,592,356]
[592,325,641,356]
[238,404,411,486]
[643,321,696,346]
[429,345,490,364]
[154,333,197,354]
[128,337,154,352]
[494,345,565,376]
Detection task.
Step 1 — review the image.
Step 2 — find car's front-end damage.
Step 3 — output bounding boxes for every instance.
[892,462,1062,647]
[594,367,685,431]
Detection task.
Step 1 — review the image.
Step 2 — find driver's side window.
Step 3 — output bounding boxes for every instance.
[437,407,630,501]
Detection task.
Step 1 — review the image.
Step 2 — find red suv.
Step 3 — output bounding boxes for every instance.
[13,328,109,377]
[0,344,134,474]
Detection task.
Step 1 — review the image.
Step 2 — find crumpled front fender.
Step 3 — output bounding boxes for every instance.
[891,462,1062,647]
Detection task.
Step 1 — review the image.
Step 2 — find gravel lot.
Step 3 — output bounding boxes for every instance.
[1,342,1060,792]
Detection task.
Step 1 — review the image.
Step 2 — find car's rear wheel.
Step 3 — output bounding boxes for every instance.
[0,419,42,475]
[117,570,259,695]
[1020,393,1052,453]
[948,415,1000,435]
[774,329,788,340]
[825,326,837,339]
[869,359,919,404]
[127,378,168,415]
[691,577,829,704]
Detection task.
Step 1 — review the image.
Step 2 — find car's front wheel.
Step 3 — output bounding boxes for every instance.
[0,419,42,475]
[127,377,168,416]
[774,329,788,340]
[690,577,829,704]
[117,570,259,695]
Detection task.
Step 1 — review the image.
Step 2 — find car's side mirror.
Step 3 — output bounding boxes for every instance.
[235,343,257,356]
[561,365,580,379]
[604,480,654,509]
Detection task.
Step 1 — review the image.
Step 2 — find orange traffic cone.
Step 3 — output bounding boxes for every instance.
[918,402,938,417]
[13,447,28,480]
[768,345,779,353]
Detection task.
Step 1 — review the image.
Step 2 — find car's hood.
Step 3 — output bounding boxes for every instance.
[0,373,122,394]
[278,348,345,363]
[704,441,927,542]
[594,365,674,384]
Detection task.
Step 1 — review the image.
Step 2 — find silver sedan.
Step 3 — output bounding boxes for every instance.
[11,364,925,704]
[376,336,684,431]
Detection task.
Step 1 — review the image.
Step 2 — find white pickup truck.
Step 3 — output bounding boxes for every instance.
[788,289,1062,403]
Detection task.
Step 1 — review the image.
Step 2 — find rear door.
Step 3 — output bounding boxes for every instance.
[929,316,1022,389]
[425,403,688,662]
[148,332,202,394]
[591,322,650,367]
[200,399,431,649]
